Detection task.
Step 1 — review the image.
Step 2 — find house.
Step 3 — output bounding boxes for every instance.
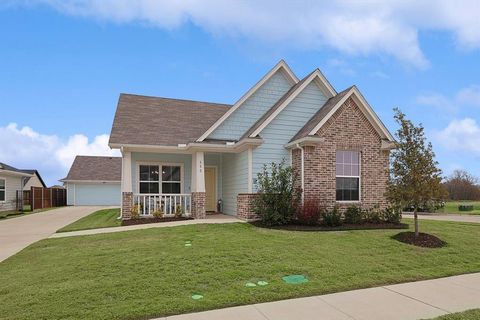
[108,60,395,220]
[0,162,34,212]
[20,169,47,189]
[60,156,122,206]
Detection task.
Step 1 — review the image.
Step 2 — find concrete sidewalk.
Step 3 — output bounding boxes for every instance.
[403,213,480,224]
[0,206,109,262]
[50,214,243,238]
[156,273,480,320]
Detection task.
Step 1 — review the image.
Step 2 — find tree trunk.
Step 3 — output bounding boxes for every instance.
[414,206,419,238]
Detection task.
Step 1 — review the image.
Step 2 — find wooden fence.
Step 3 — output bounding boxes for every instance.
[16,187,66,211]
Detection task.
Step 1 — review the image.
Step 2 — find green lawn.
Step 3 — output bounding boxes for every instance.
[426,309,480,319]
[57,208,121,232]
[1,219,480,319]
[436,201,480,215]
[0,206,59,220]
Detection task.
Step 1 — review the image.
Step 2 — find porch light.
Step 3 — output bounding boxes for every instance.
[178,143,187,147]
[226,141,235,146]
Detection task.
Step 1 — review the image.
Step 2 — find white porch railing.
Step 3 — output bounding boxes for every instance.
[133,193,192,217]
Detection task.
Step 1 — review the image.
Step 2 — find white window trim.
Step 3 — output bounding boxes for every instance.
[335,151,361,203]
[0,178,5,203]
[136,162,184,194]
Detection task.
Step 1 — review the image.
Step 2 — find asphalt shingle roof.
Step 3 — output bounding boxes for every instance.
[62,156,122,181]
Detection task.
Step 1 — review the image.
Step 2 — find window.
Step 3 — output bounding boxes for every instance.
[336,151,360,201]
[0,179,5,202]
[139,164,181,194]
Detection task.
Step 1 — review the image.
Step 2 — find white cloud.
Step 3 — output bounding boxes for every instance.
[11,0,480,68]
[415,93,456,113]
[456,85,480,107]
[416,84,480,113]
[433,118,480,155]
[0,123,119,186]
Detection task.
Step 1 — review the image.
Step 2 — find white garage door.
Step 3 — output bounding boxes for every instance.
[68,183,121,206]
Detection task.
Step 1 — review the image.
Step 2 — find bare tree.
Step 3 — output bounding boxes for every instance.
[444,170,480,200]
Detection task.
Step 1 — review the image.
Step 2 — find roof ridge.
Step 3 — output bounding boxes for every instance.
[120,93,232,107]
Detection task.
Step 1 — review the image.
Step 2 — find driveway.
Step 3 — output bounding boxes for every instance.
[403,213,480,224]
[0,206,111,262]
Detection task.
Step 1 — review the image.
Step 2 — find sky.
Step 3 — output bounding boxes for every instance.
[0,0,479,186]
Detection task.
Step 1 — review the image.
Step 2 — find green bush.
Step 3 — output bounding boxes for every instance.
[321,206,342,227]
[363,205,382,224]
[344,205,362,224]
[459,204,474,211]
[382,206,402,224]
[253,160,301,226]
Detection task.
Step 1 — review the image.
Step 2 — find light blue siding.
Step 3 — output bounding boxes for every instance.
[221,151,248,215]
[66,183,74,206]
[72,183,121,206]
[252,81,328,186]
[209,71,293,141]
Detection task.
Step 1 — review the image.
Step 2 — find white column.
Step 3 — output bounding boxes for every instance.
[247,148,253,193]
[122,150,132,193]
[191,151,205,193]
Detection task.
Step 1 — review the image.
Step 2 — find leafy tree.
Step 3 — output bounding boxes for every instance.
[387,108,447,237]
[253,160,301,226]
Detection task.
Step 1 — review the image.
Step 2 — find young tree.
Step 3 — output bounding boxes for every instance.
[387,108,447,237]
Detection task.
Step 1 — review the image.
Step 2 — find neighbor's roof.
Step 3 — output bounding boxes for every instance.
[109,94,231,147]
[61,156,122,182]
[19,169,47,188]
[290,86,353,142]
[0,162,33,176]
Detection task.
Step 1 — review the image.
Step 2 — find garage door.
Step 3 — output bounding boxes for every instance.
[70,183,121,206]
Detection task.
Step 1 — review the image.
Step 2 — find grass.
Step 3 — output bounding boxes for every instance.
[1,219,479,319]
[426,309,480,319]
[436,201,480,215]
[0,206,59,220]
[57,208,121,232]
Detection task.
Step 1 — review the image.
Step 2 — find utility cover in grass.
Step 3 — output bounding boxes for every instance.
[191,294,203,300]
[282,275,308,284]
[245,282,257,287]
[185,241,192,247]
[257,281,269,286]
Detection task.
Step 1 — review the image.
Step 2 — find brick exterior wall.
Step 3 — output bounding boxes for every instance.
[292,97,390,210]
[122,192,133,220]
[191,192,206,219]
[237,193,260,220]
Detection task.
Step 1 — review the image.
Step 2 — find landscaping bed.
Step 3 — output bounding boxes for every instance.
[251,220,409,231]
[122,216,193,226]
[392,231,447,248]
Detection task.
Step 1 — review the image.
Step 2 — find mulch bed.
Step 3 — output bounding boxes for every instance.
[250,221,409,232]
[122,216,194,226]
[392,231,447,248]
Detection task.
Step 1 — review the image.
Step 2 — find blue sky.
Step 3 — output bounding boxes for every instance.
[1,1,479,186]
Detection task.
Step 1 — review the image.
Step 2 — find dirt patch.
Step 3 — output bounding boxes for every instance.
[392,231,447,248]
[250,221,409,232]
[122,216,193,226]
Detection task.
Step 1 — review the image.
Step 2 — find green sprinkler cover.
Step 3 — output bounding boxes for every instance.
[191,294,203,300]
[257,281,269,286]
[245,282,257,287]
[282,275,308,284]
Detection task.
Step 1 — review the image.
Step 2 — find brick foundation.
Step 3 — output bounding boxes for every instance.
[237,193,260,220]
[122,192,133,220]
[292,97,390,211]
[191,192,206,219]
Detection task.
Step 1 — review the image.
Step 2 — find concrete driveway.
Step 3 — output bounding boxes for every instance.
[403,213,480,224]
[0,206,111,262]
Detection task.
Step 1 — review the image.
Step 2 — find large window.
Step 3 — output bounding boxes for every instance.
[336,151,360,201]
[0,179,5,202]
[139,164,181,194]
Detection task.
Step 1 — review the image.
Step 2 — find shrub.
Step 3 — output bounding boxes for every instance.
[382,206,402,224]
[321,206,342,227]
[152,209,164,218]
[363,205,382,224]
[459,204,474,211]
[130,205,140,219]
[253,160,301,226]
[344,205,362,224]
[296,198,322,225]
[175,205,183,218]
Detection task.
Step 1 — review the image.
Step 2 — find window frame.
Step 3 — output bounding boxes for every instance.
[0,178,6,203]
[335,151,361,203]
[136,162,184,195]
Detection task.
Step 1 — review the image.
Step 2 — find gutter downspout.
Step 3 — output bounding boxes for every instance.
[295,143,305,204]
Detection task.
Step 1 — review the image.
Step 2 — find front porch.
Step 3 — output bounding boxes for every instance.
[120,149,258,220]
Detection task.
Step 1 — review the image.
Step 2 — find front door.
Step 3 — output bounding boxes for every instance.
[204,167,217,212]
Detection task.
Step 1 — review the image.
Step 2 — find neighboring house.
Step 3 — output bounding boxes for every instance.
[108,60,395,220]
[20,169,47,189]
[60,156,122,206]
[0,162,33,212]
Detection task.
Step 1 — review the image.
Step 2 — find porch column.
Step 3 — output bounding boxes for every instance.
[191,151,206,219]
[121,150,133,220]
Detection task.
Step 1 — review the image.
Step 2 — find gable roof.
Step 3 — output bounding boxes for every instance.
[0,162,34,177]
[19,169,47,188]
[245,68,337,138]
[61,156,122,182]
[109,94,231,147]
[196,60,299,142]
[291,86,395,143]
